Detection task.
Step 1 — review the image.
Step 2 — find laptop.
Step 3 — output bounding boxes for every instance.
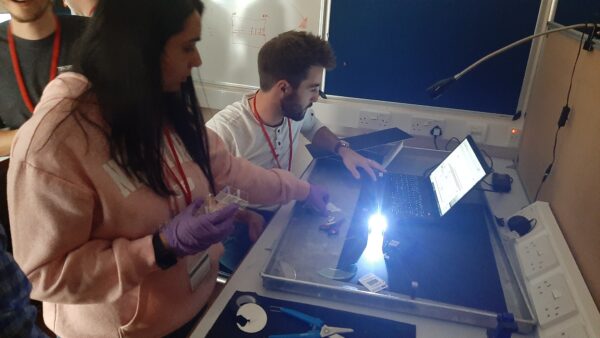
[375,135,492,222]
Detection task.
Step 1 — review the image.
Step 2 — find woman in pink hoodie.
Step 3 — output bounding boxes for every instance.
[7,0,328,337]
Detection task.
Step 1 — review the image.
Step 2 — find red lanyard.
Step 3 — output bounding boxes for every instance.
[164,129,192,205]
[88,5,97,16]
[251,95,293,171]
[7,15,62,114]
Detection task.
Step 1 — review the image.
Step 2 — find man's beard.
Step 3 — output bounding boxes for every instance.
[10,0,52,23]
[281,92,311,122]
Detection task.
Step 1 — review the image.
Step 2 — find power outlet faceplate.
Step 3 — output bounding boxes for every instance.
[467,123,488,143]
[517,235,559,280]
[358,111,391,129]
[410,117,445,135]
[547,323,589,338]
[530,273,577,327]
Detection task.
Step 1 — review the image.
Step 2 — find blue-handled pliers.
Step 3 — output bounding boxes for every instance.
[268,306,354,338]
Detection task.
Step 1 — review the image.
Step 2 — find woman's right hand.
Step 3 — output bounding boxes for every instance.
[160,198,237,257]
[303,184,330,216]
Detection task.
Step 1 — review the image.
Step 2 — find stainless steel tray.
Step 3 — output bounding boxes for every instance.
[261,146,536,332]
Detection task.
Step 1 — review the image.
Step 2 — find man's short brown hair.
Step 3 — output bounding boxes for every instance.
[258,30,336,90]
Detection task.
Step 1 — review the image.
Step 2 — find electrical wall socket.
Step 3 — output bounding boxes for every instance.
[517,235,559,280]
[410,117,445,135]
[358,111,391,129]
[467,123,488,143]
[530,273,577,327]
[547,323,589,338]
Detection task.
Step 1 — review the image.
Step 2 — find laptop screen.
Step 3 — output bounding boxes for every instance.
[429,136,489,216]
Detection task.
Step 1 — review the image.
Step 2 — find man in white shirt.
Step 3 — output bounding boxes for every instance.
[207,30,383,183]
[207,31,384,272]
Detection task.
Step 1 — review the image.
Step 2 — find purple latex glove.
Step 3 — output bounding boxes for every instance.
[304,184,330,216]
[160,198,238,257]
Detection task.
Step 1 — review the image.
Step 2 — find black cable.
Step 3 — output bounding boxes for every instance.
[480,148,494,172]
[565,32,586,107]
[534,127,560,200]
[444,137,460,151]
[476,188,496,193]
[534,31,585,200]
[430,126,442,150]
[422,162,439,177]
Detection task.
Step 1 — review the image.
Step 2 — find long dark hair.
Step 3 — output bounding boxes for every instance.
[72,0,215,196]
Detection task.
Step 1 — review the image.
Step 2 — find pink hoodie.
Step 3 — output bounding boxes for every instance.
[7,73,310,337]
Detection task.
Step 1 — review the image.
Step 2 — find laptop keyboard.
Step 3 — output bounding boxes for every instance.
[384,174,427,218]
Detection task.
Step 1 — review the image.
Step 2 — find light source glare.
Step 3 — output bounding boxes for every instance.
[368,213,388,234]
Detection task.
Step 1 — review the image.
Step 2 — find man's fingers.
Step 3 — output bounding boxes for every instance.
[347,164,360,179]
[363,164,377,181]
[369,159,386,172]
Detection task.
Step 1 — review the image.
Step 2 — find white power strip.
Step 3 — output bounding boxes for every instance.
[505,202,600,338]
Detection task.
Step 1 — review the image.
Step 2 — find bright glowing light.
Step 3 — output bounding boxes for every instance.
[368,213,388,234]
[511,128,520,135]
[363,232,385,262]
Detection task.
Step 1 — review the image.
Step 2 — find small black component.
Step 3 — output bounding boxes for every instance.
[511,111,522,121]
[430,125,443,137]
[152,232,177,270]
[557,105,571,128]
[583,24,598,52]
[507,216,533,236]
[491,173,512,193]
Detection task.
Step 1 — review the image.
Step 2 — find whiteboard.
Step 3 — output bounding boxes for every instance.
[196,0,325,88]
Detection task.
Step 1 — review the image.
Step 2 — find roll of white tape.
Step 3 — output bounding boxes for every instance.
[236,303,267,333]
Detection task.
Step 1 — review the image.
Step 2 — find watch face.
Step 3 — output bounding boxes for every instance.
[335,140,351,154]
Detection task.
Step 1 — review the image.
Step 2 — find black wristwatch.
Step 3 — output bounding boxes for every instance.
[334,140,350,155]
[152,232,177,270]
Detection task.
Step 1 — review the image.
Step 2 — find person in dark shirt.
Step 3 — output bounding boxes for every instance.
[0,0,87,155]
[0,225,48,338]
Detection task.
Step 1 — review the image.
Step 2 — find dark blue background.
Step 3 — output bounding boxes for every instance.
[325,0,541,115]
[554,0,600,33]
[555,0,600,25]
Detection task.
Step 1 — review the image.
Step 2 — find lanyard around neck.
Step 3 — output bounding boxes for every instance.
[251,95,293,171]
[7,14,62,114]
[164,129,192,205]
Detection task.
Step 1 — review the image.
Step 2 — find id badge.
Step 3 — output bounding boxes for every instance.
[186,251,211,292]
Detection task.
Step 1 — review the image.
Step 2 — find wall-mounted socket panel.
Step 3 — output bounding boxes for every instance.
[517,235,559,280]
[510,202,600,338]
[358,111,391,129]
[531,273,577,327]
[410,117,446,135]
[198,83,528,147]
[467,123,488,143]
[547,323,589,338]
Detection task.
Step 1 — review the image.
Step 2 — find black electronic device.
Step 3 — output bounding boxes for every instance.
[507,215,533,236]
[377,135,492,222]
[492,173,512,193]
